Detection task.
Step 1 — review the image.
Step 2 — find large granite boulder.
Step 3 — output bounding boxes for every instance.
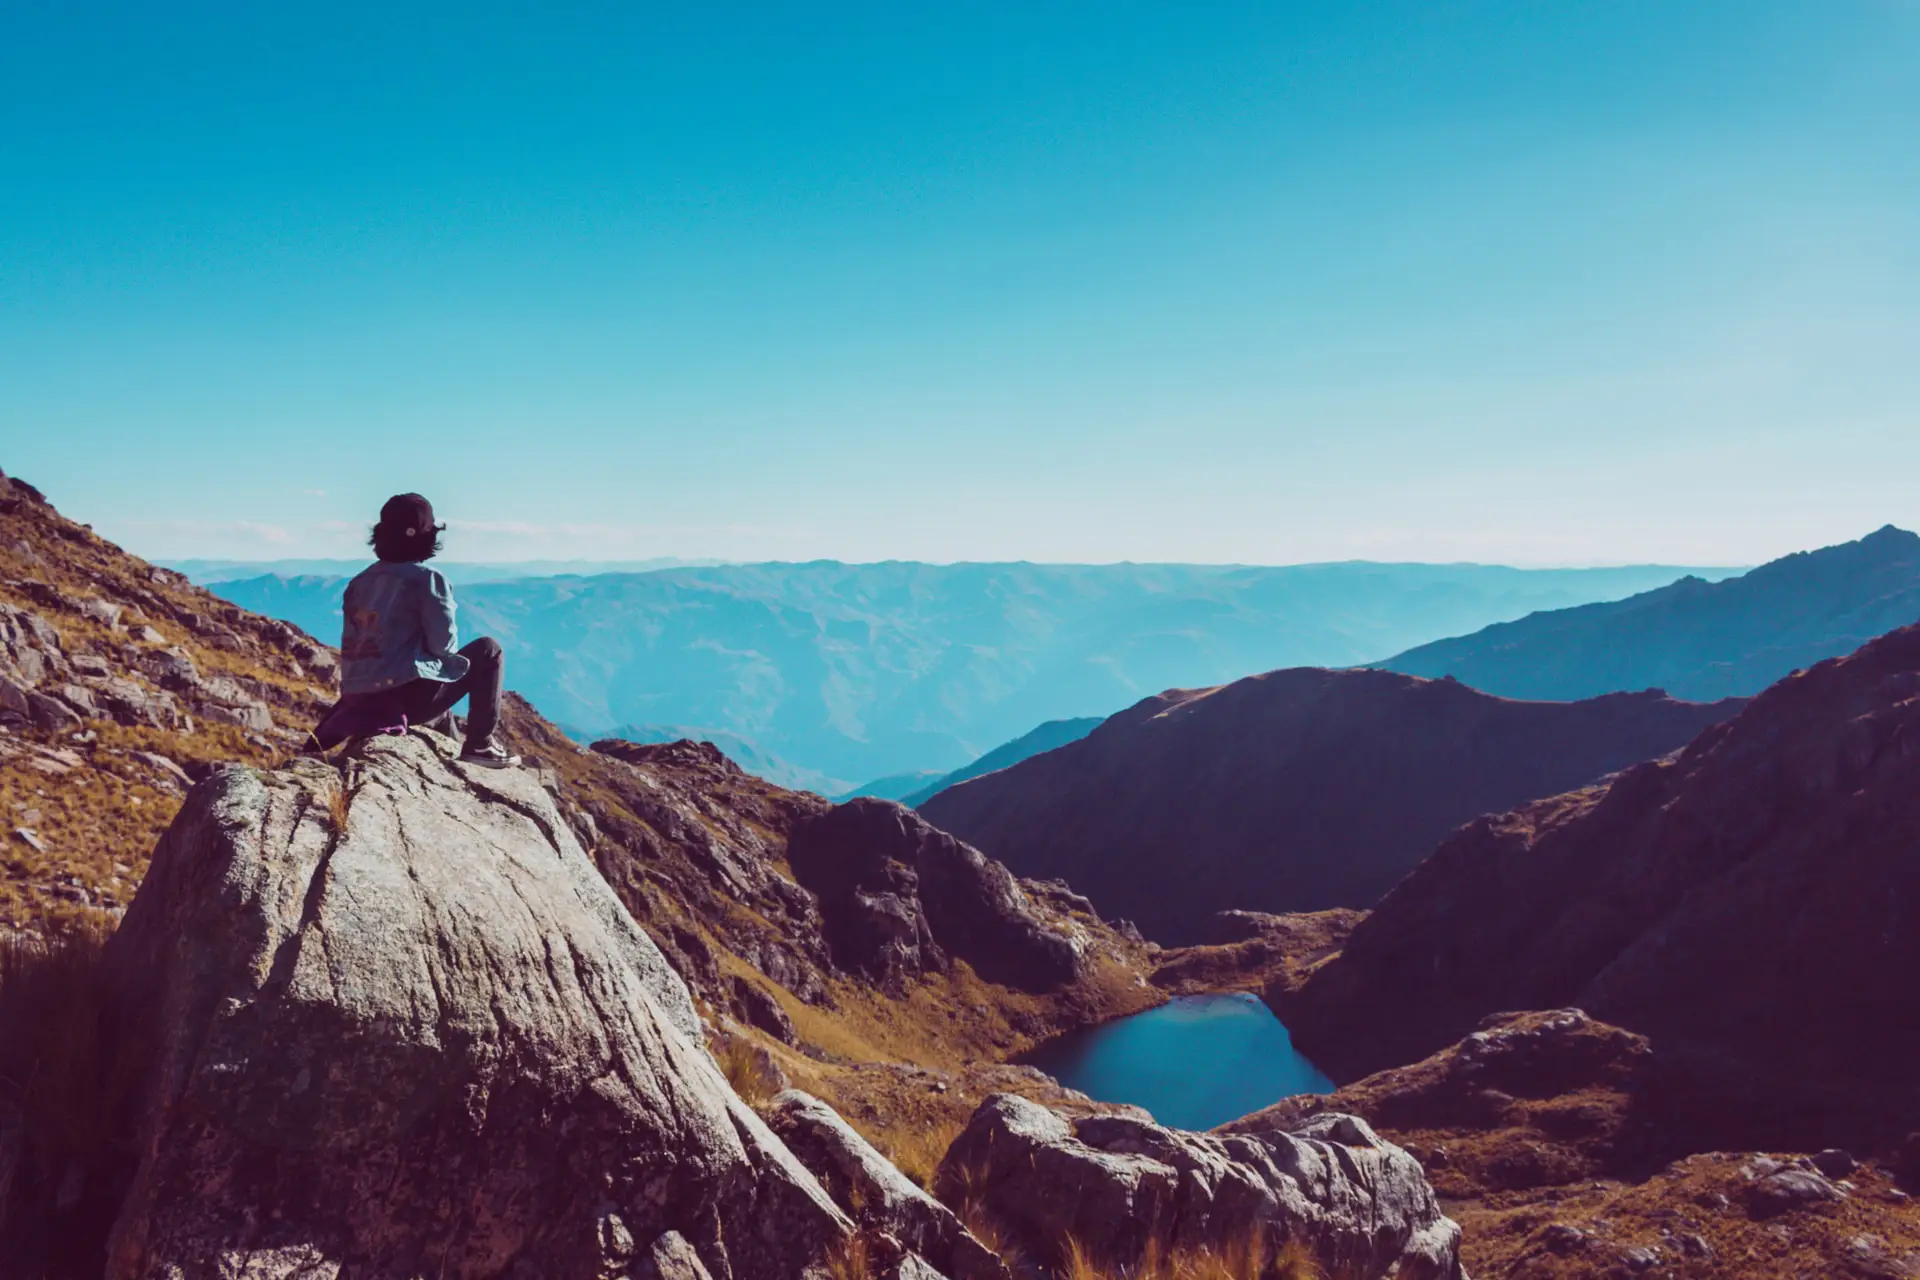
[98,732,860,1280]
[786,799,1084,992]
[764,1091,1010,1280]
[934,1093,1464,1280]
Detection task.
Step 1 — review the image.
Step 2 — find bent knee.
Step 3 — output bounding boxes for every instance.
[466,636,503,662]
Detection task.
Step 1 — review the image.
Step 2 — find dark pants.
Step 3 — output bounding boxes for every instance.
[314,637,503,751]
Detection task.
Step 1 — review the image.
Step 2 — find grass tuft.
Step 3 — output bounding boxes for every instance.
[875,1112,967,1191]
[323,777,351,834]
[824,1230,877,1280]
[711,1032,782,1107]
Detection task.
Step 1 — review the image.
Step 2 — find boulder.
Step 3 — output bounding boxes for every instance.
[98,732,861,1279]
[934,1093,1464,1280]
[788,800,1084,992]
[635,1231,714,1280]
[26,690,81,732]
[764,1091,1009,1280]
[731,974,799,1045]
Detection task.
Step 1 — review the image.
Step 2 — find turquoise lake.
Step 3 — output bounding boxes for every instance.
[1020,992,1335,1130]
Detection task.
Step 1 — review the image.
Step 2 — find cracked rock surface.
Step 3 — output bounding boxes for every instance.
[935,1093,1465,1280]
[101,732,856,1279]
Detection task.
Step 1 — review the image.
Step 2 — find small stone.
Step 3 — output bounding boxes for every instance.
[77,598,124,628]
[132,751,195,788]
[1675,1233,1713,1259]
[135,625,167,644]
[1540,1223,1588,1254]
[1620,1245,1661,1271]
[1811,1148,1858,1178]
[1748,1168,1845,1217]
[12,827,46,853]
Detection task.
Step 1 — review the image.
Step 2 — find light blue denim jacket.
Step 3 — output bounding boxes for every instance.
[338,561,471,694]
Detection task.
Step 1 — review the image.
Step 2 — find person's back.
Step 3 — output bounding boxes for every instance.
[308,493,517,767]
[340,559,469,695]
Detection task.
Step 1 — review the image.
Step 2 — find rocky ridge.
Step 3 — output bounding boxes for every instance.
[0,468,334,932]
[1281,621,1920,1153]
[1383,524,1920,701]
[1,728,1463,1280]
[1228,1009,1920,1279]
[922,665,1743,942]
[938,1093,1464,1278]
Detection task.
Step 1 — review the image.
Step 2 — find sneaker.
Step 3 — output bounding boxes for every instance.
[460,736,521,769]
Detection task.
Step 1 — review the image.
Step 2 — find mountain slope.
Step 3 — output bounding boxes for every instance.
[204,558,1731,783]
[1283,621,1920,1151]
[901,717,1103,808]
[0,470,333,934]
[0,465,1158,1095]
[1382,525,1920,701]
[919,668,1742,943]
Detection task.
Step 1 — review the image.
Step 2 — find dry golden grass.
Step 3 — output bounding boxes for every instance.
[711,1032,782,1107]
[1016,1225,1321,1280]
[322,776,351,834]
[941,1160,1022,1266]
[1060,1235,1106,1280]
[872,1111,967,1191]
[823,1231,878,1280]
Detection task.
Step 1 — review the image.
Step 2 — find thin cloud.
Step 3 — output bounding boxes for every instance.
[115,518,294,545]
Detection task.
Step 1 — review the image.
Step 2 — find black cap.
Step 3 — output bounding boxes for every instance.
[378,493,445,538]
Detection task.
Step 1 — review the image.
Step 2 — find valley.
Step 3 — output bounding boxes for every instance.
[5,465,1920,1280]
[199,557,1734,790]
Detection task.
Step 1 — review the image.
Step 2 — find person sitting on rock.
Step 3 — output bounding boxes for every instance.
[307,493,519,768]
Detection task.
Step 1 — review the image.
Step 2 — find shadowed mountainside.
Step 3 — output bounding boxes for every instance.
[921,667,1742,943]
[901,716,1103,808]
[1382,525,1920,701]
[1283,621,1920,1154]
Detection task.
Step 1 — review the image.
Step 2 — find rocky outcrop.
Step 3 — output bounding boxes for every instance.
[1150,908,1364,999]
[765,1091,1009,1280]
[1226,1014,1920,1280]
[1226,1009,1656,1198]
[787,799,1086,992]
[1283,622,1920,1152]
[97,732,862,1279]
[922,666,1742,942]
[935,1093,1464,1279]
[0,468,335,933]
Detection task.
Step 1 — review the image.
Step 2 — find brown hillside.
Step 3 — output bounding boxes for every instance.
[1228,1009,1920,1280]
[1282,622,1920,1153]
[921,666,1743,943]
[0,469,333,934]
[0,467,1162,1175]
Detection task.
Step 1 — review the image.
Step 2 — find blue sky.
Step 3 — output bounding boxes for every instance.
[4,2,1917,566]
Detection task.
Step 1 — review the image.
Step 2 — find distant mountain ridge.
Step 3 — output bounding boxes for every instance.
[202,558,1733,784]
[839,715,1105,805]
[1382,526,1920,701]
[168,557,724,584]
[919,668,1743,943]
[902,717,1103,808]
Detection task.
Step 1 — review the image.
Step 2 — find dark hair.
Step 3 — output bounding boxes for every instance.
[369,522,443,563]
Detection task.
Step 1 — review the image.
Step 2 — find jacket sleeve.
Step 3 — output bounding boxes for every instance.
[421,570,461,660]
